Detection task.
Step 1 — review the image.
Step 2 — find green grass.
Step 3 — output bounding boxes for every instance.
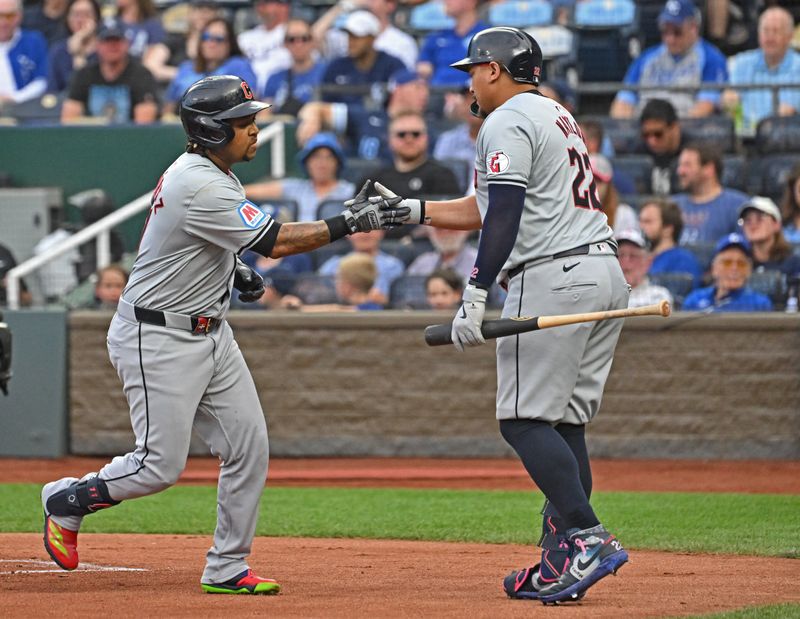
[679,603,800,618]
[8,484,799,557]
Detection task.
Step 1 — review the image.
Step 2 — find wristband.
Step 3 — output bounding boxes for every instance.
[325,215,352,241]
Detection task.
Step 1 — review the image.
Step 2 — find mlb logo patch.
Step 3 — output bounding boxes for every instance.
[238,200,266,228]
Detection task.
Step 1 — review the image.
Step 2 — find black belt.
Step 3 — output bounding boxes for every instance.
[133,305,219,334]
[508,242,617,280]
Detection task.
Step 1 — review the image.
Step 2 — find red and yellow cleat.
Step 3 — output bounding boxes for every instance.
[201,569,281,595]
[43,514,79,570]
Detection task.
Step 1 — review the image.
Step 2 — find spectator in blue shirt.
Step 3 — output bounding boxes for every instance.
[46,0,100,94]
[781,163,800,244]
[320,10,403,107]
[639,197,704,288]
[261,18,325,115]
[164,17,255,113]
[318,229,404,306]
[0,0,48,106]
[417,0,489,87]
[672,143,748,244]
[610,0,728,119]
[682,233,773,311]
[722,7,800,135]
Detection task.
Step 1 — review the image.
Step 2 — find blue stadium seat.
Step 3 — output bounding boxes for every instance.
[381,239,434,267]
[341,158,379,186]
[526,25,577,82]
[574,0,635,27]
[611,154,654,195]
[573,0,639,83]
[258,199,299,223]
[409,0,454,31]
[489,0,553,27]
[308,238,350,271]
[748,269,786,306]
[682,116,737,154]
[648,271,695,309]
[316,199,347,222]
[755,115,800,154]
[389,275,430,309]
[290,274,338,305]
[439,157,471,194]
[595,116,640,155]
[683,242,717,272]
[720,155,747,192]
[746,154,798,202]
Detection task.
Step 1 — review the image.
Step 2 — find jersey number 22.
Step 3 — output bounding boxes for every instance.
[568,148,602,211]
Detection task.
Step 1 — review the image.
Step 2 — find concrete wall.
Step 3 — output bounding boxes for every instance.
[68,311,800,460]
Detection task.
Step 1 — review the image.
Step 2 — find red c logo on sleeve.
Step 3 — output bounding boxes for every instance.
[241,81,254,100]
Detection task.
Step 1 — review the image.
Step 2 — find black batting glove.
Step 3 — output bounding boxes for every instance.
[233,257,266,303]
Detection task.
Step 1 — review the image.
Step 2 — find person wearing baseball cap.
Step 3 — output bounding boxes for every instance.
[682,232,773,311]
[738,196,800,277]
[615,229,674,309]
[319,9,404,106]
[61,16,161,124]
[610,0,728,119]
[244,132,355,222]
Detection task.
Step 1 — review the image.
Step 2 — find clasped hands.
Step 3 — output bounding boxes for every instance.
[341,181,423,233]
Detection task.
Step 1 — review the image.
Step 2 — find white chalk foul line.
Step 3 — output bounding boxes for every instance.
[0,559,147,573]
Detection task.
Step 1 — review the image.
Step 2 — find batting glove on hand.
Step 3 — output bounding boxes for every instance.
[342,180,402,233]
[372,182,426,226]
[233,257,266,303]
[451,284,487,352]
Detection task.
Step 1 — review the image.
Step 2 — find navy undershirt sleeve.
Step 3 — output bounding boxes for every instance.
[469,183,525,289]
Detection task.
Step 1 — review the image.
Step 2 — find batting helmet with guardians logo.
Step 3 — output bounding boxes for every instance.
[179,75,270,149]
[450,27,543,86]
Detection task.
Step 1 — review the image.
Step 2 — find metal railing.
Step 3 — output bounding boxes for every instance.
[5,121,286,310]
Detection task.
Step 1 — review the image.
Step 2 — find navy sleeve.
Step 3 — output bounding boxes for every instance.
[469,183,525,289]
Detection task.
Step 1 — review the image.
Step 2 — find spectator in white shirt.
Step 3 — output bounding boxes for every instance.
[312,0,418,70]
[237,0,290,93]
[616,229,674,309]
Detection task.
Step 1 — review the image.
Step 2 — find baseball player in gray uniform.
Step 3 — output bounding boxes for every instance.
[40,75,394,594]
[376,27,629,604]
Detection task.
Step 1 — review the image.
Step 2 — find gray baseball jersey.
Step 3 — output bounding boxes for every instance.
[124,152,277,317]
[474,92,613,276]
[44,151,277,584]
[474,91,629,424]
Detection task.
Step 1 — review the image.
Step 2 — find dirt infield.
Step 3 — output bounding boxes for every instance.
[2,458,799,618]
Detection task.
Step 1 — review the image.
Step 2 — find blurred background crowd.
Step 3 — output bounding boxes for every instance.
[0,0,799,313]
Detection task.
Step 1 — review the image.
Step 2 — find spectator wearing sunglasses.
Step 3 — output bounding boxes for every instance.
[163,17,256,114]
[682,233,772,311]
[261,18,325,115]
[637,98,685,196]
[610,0,728,119]
[355,110,461,210]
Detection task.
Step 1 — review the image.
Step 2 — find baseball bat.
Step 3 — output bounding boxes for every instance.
[424,300,671,347]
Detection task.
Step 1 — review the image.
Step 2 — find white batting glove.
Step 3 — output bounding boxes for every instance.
[450,284,487,352]
[373,182,427,225]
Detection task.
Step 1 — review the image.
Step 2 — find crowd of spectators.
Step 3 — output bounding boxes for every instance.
[1,0,799,313]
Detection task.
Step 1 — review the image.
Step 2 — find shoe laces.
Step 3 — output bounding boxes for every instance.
[574,538,588,555]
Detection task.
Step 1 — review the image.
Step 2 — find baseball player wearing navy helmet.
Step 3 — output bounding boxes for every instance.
[40,75,398,594]
[375,27,630,604]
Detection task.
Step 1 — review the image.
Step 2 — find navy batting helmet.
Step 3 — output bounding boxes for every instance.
[180,75,270,149]
[450,27,542,86]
